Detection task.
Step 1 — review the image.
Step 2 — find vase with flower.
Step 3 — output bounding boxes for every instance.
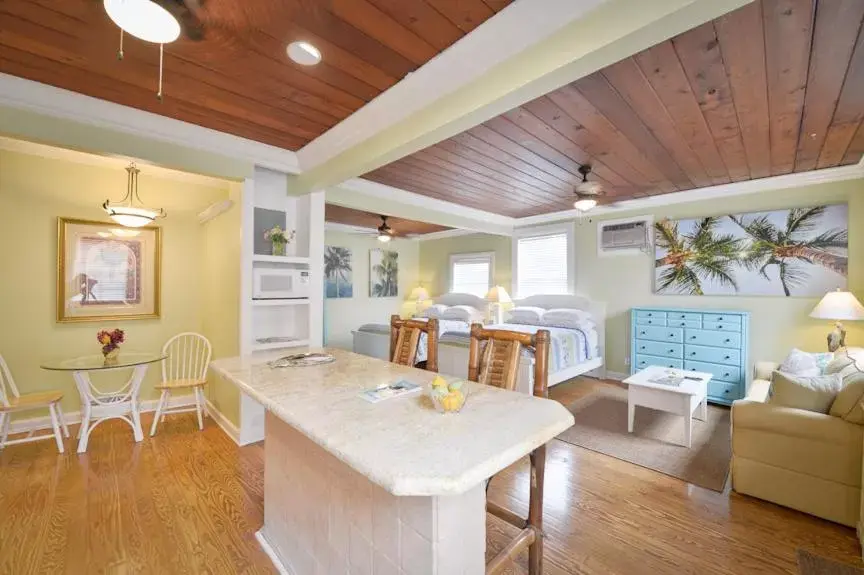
[98,328,125,365]
[264,225,296,257]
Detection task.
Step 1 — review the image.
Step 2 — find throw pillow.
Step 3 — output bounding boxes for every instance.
[829,371,864,424]
[768,371,844,413]
[778,348,831,377]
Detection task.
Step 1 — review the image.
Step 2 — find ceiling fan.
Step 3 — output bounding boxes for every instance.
[573,164,609,213]
[376,216,395,243]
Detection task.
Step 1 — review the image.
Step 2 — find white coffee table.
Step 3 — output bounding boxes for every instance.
[623,365,712,448]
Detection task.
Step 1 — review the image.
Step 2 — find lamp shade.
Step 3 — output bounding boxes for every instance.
[408,286,430,302]
[810,289,864,321]
[485,285,512,304]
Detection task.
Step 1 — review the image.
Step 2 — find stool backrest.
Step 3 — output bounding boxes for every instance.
[389,315,439,372]
[162,332,212,383]
[0,354,19,408]
[467,324,550,397]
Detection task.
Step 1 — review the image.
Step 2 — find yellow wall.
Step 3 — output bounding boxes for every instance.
[0,150,230,416]
[200,184,242,425]
[324,231,420,350]
[576,180,864,375]
[418,233,511,296]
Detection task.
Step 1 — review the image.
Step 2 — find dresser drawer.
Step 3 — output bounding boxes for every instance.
[666,311,703,322]
[636,316,667,327]
[634,355,683,371]
[709,381,741,402]
[636,310,667,320]
[702,313,741,324]
[684,344,740,366]
[634,325,684,343]
[702,321,742,332]
[634,340,683,359]
[684,360,741,383]
[685,329,741,349]
[668,319,701,329]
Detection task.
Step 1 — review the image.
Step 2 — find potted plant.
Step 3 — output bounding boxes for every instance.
[264,225,296,256]
[97,328,125,364]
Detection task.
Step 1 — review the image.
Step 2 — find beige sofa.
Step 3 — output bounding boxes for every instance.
[731,361,863,527]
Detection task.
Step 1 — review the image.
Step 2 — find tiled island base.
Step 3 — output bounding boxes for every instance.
[259,412,487,575]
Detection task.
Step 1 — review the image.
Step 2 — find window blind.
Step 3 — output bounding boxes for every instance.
[451,256,492,297]
[516,233,569,297]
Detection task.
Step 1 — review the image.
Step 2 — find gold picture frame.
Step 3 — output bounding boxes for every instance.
[57,217,162,323]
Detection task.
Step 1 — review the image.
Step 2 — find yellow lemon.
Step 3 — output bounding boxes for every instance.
[432,375,448,389]
[441,390,465,412]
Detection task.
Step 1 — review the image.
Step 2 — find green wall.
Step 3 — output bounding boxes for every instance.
[418,233,511,296]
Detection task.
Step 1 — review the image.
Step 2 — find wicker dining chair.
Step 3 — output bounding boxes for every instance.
[389,315,439,372]
[467,323,551,575]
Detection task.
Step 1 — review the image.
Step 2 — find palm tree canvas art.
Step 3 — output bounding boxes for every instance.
[655,204,848,297]
[370,249,398,298]
[324,246,353,298]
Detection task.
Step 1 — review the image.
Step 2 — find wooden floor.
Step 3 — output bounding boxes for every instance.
[1,379,862,574]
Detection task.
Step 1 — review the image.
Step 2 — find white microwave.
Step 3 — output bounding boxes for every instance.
[252,268,310,300]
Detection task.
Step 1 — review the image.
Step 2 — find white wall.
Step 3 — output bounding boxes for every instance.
[324,231,420,350]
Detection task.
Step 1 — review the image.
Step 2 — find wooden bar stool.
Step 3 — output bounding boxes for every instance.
[467,323,551,575]
[389,315,439,372]
[0,353,69,454]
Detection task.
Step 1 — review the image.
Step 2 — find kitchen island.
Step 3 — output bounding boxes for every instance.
[211,348,574,575]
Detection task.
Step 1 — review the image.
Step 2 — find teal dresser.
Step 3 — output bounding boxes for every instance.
[630,307,750,405]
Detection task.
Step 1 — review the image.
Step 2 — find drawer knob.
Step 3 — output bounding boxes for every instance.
[640,331,646,335]
[640,346,645,350]
[669,333,675,337]
[724,373,730,378]
[668,349,674,353]
[724,339,731,343]
[718,325,723,329]
[690,352,696,356]
[647,313,653,317]
[724,355,730,360]
[718,317,724,320]
[668,364,675,368]
[724,389,730,394]
[690,335,696,339]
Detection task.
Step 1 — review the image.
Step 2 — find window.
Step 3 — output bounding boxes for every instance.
[449,253,494,297]
[514,228,572,298]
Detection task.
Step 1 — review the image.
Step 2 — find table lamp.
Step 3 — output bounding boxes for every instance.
[485,285,512,325]
[809,289,864,352]
[408,286,430,315]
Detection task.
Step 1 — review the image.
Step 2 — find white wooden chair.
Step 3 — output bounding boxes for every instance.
[150,333,212,436]
[0,353,69,453]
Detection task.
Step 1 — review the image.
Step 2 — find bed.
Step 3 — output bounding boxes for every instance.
[352,293,605,395]
[351,293,484,362]
[436,294,606,395]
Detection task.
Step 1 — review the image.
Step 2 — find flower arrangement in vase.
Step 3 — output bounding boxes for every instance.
[264,225,296,256]
[97,328,125,364]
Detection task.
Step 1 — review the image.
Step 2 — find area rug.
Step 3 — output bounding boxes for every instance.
[798,549,864,574]
[556,384,731,491]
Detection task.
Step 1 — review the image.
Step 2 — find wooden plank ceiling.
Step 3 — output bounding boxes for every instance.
[0,0,510,150]
[365,0,864,218]
[325,204,450,236]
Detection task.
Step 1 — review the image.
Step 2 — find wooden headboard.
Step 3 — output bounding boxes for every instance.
[514,294,606,360]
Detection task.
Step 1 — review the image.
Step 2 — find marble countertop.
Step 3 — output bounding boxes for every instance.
[211,348,574,496]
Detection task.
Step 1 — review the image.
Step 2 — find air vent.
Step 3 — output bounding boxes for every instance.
[598,218,651,256]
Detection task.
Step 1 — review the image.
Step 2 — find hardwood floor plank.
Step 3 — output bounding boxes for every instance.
[763,0,816,175]
[794,0,864,171]
[714,2,773,179]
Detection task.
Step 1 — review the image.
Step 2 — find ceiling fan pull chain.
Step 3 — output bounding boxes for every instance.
[157,43,164,101]
[117,29,124,60]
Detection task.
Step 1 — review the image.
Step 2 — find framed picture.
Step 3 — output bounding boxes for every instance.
[324,246,353,298]
[369,249,398,298]
[654,204,848,297]
[57,218,162,322]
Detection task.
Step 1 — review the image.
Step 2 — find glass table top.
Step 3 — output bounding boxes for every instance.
[41,352,166,371]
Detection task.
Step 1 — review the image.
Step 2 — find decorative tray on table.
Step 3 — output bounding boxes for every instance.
[268,353,335,368]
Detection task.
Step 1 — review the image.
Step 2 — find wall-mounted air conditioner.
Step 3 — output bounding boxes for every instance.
[597,216,653,257]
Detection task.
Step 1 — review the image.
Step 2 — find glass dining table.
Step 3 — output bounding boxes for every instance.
[41,352,165,453]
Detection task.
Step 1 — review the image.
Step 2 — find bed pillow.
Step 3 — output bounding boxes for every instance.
[417,304,448,319]
[440,305,483,323]
[768,371,844,413]
[541,308,595,330]
[778,348,833,377]
[507,307,546,325]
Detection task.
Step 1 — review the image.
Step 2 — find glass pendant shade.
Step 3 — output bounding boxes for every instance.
[104,0,181,44]
[573,198,598,211]
[377,233,392,243]
[103,163,165,228]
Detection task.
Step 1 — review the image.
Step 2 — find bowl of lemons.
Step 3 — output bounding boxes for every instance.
[430,375,469,414]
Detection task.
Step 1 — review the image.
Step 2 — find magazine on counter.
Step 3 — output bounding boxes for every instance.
[359,380,422,403]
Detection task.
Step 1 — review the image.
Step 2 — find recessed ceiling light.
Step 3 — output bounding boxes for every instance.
[287,41,322,66]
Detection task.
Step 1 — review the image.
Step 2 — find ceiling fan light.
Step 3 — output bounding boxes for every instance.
[573,198,598,212]
[377,232,392,243]
[104,0,181,44]
[287,41,322,66]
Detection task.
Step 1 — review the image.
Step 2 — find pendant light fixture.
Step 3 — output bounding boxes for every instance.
[103,163,166,228]
[103,0,181,100]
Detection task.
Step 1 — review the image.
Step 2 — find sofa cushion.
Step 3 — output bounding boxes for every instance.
[827,350,864,424]
[768,371,843,413]
[778,348,833,376]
